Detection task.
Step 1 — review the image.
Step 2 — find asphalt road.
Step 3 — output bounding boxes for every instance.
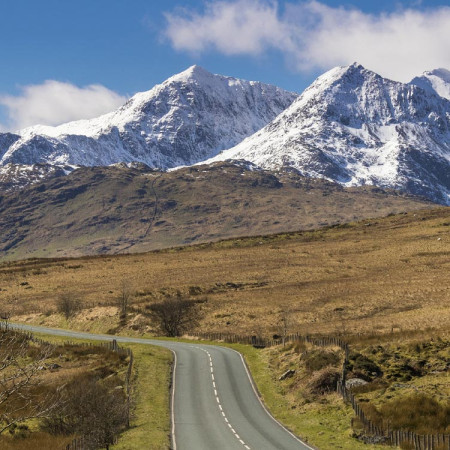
[11,323,314,450]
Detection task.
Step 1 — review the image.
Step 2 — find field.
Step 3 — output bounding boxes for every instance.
[1,206,448,339]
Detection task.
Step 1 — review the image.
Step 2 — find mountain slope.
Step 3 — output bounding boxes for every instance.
[209,64,450,205]
[0,66,297,169]
[0,163,73,192]
[410,68,450,100]
[0,162,434,261]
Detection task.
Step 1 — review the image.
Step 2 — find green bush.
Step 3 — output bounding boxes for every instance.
[348,353,382,381]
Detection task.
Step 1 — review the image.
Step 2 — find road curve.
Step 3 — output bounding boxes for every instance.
[11,323,314,450]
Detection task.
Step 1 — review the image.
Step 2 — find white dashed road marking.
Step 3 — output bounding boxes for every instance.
[196,347,252,449]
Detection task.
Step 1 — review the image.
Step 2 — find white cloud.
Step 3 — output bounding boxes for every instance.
[163,0,450,82]
[0,81,127,131]
[164,0,295,55]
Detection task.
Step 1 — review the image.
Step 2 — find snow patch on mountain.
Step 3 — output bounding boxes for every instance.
[0,163,75,192]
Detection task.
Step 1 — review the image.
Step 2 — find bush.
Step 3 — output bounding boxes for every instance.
[43,373,128,449]
[306,368,340,395]
[148,296,201,337]
[56,293,80,320]
[303,349,341,372]
[348,353,382,381]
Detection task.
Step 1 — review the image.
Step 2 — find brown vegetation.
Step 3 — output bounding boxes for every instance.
[0,162,434,260]
[2,207,448,339]
[0,331,131,449]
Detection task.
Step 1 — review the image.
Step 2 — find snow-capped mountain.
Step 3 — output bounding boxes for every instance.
[0,66,297,168]
[209,63,450,204]
[410,68,450,100]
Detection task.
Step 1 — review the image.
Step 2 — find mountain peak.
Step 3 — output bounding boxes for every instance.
[423,68,450,82]
[1,67,297,170]
[410,67,450,100]
[210,64,450,205]
[296,62,378,107]
[168,65,214,83]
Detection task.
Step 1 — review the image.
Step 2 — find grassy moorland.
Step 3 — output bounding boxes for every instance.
[2,206,448,338]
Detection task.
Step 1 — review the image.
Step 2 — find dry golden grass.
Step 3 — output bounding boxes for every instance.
[1,207,449,338]
[0,432,74,450]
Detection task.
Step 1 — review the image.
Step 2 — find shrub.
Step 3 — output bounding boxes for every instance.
[43,373,128,449]
[348,353,382,381]
[56,293,80,320]
[148,296,201,337]
[303,349,341,372]
[306,368,340,395]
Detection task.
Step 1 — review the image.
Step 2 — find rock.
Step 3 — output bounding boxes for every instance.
[47,363,61,370]
[345,378,368,389]
[279,369,295,380]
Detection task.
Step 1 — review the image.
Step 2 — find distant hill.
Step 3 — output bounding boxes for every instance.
[0,162,434,261]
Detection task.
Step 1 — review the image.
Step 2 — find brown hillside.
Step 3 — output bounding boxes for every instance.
[0,162,434,261]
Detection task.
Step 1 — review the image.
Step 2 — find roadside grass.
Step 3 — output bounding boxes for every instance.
[112,344,172,450]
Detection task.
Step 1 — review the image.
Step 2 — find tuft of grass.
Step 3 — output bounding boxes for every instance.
[381,394,449,434]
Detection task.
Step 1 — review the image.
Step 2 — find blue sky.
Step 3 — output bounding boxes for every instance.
[1,0,449,130]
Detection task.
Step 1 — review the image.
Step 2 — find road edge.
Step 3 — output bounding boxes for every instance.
[229,347,317,450]
[170,349,177,450]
